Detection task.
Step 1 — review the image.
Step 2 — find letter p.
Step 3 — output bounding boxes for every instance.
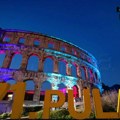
[42,90,65,119]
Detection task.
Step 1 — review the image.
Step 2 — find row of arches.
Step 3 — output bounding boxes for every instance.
[0,52,98,82]
[3,79,79,101]
[3,36,78,56]
[5,79,51,91]
[2,33,96,66]
[0,53,76,75]
[3,79,51,101]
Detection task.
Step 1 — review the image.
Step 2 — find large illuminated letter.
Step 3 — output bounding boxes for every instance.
[93,89,120,119]
[0,83,10,100]
[42,90,65,119]
[10,82,26,119]
[117,89,120,117]
[68,88,91,119]
[29,112,38,119]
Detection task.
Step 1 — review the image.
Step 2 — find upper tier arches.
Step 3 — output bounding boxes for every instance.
[0,29,97,68]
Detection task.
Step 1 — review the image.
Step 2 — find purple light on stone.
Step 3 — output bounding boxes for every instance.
[0,44,21,51]
[0,68,15,72]
[59,88,66,95]
[14,52,21,54]
[0,50,5,54]
[3,36,10,42]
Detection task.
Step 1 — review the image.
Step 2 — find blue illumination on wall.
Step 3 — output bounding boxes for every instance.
[49,35,97,61]
[59,61,66,75]
[44,48,101,79]
[44,72,78,90]
[94,83,103,93]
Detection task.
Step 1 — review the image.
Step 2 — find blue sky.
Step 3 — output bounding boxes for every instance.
[0,0,120,86]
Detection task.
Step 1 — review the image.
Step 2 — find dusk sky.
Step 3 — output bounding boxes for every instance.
[0,0,120,86]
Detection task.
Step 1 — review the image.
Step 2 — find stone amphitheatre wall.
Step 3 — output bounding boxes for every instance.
[0,29,102,102]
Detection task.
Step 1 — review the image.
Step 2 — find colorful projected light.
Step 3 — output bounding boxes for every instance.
[0,29,102,111]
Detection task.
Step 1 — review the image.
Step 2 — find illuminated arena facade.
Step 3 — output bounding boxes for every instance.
[0,29,102,112]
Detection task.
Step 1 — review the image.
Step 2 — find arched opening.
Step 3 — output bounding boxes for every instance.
[48,42,54,49]
[6,79,16,84]
[3,79,16,100]
[87,68,91,81]
[41,81,52,91]
[58,83,67,101]
[58,60,66,75]
[0,51,6,67]
[73,85,79,98]
[72,49,77,55]
[34,40,40,46]
[10,54,22,69]
[72,49,75,55]
[40,81,52,101]
[71,63,77,77]
[58,83,67,94]
[43,57,53,73]
[19,38,25,44]
[60,46,66,52]
[24,80,35,101]
[81,53,85,60]
[3,36,10,42]
[80,66,86,80]
[27,55,39,72]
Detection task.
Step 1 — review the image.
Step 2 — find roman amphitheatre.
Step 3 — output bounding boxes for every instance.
[0,29,102,113]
